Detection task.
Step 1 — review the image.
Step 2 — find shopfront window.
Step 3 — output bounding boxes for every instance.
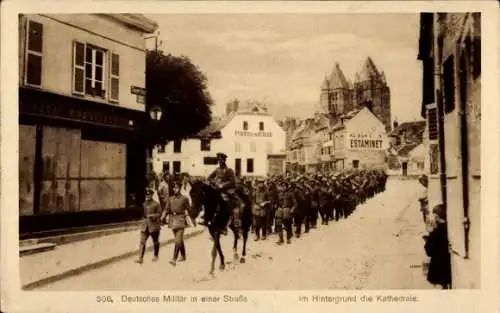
[40,127,81,214]
[79,140,126,211]
[19,125,37,216]
[34,126,127,214]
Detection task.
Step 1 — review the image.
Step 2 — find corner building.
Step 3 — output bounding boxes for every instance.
[153,102,287,178]
[18,14,158,235]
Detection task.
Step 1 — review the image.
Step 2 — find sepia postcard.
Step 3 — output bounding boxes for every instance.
[1,1,499,313]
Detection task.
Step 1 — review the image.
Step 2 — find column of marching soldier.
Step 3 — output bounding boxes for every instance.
[240,169,388,245]
[136,168,388,264]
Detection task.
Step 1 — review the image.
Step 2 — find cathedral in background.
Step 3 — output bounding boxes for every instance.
[320,57,391,132]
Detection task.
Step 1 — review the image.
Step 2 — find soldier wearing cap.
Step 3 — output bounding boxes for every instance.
[252,178,269,241]
[309,179,320,229]
[165,181,191,266]
[267,180,279,234]
[318,178,330,225]
[292,179,306,238]
[275,181,295,245]
[135,187,164,264]
[207,152,237,234]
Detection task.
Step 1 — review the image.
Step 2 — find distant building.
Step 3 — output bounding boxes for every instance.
[386,120,426,176]
[18,14,158,235]
[320,57,392,132]
[153,101,286,178]
[328,107,388,171]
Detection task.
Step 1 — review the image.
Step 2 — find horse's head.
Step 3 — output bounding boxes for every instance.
[189,180,207,214]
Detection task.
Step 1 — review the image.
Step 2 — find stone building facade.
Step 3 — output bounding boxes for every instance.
[418,12,481,289]
[320,57,391,132]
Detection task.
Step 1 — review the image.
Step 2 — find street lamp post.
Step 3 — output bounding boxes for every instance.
[146,105,163,189]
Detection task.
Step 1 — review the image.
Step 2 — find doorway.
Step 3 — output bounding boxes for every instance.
[402,162,408,176]
[352,160,359,169]
[235,158,241,176]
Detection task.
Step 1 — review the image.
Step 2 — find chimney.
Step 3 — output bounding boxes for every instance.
[226,100,239,115]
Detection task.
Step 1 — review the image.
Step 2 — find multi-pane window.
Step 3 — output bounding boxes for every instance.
[73,41,120,101]
[235,142,241,153]
[200,139,211,151]
[259,122,264,131]
[85,45,105,98]
[25,20,43,87]
[243,121,248,130]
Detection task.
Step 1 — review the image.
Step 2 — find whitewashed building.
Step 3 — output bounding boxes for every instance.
[329,107,388,170]
[153,102,287,178]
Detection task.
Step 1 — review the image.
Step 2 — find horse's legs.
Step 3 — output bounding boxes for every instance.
[230,224,240,261]
[240,226,248,264]
[209,241,216,275]
[215,232,225,271]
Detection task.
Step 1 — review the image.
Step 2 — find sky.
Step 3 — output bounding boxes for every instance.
[146,14,423,123]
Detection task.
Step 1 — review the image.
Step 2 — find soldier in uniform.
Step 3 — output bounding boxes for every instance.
[252,179,269,241]
[135,188,164,264]
[309,178,320,229]
[275,181,295,245]
[318,179,330,225]
[267,180,279,234]
[165,181,191,266]
[292,179,306,238]
[207,153,237,235]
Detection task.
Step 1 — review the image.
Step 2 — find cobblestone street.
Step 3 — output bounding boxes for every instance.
[34,179,432,290]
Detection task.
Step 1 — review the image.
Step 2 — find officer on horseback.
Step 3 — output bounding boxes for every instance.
[207,152,237,235]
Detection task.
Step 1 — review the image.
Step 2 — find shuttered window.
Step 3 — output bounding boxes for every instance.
[110,53,120,101]
[73,42,113,100]
[427,106,438,140]
[443,55,455,113]
[472,13,481,79]
[25,20,43,87]
[73,41,86,95]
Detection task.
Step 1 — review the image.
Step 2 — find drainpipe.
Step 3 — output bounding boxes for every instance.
[434,14,448,214]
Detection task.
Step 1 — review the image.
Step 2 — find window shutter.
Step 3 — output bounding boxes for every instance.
[72,41,85,95]
[443,55,455,113]
[19,15,27,85]
[25,20,43,87]
[427,106,438,141]
[110,52,120,102]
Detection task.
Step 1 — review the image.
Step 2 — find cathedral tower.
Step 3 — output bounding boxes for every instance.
[353,57,391,132]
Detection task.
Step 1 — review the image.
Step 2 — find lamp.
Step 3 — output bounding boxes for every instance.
[149,105,163,121]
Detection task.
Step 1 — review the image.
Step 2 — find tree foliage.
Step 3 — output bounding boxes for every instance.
[146,50,213,143]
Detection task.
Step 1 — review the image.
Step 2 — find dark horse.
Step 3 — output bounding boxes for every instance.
[190,181,252,275]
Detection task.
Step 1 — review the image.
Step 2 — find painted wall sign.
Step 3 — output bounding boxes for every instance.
[234,130,272,137]
[130,86,147,96]
[349,139,384,150]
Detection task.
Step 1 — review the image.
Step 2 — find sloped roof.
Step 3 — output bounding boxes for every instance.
[396,143,420,157]
[328,63,350,89]
[321,76,329,90]
[389,121,426,138]
[195,114,235,138]
[356,57,382,82]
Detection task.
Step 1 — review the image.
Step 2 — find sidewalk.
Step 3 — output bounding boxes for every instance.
[362,192,434,289]
[20,224,205,290]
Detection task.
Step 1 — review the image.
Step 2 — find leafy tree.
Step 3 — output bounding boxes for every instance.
[145,50,213,143]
